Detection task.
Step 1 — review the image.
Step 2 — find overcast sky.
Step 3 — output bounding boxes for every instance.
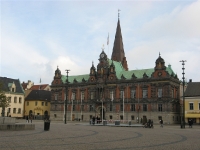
[1,0,200,85]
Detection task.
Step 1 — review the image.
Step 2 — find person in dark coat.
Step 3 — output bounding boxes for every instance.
[26,116,29,123]
[92,116,95,125]
[160,119,163,128]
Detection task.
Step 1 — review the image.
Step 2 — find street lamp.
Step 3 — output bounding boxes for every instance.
[180,60,186,128]
[137,83,140,123]
[65,69,70,124]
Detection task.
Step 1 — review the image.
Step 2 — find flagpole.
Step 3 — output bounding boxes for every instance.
[107,33,109,58]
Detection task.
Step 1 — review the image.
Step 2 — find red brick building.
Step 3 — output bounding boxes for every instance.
[50,16,180,124]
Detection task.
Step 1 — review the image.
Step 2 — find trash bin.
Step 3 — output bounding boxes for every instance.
[44,120,50,131]
[115,121,120,125]
[129,121,131,126]
[103,120,107,126]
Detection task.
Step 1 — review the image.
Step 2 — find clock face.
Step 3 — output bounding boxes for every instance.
[101,53,104,58]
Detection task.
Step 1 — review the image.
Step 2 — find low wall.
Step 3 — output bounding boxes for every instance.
[0,117,16,124]
[0,124,35,131]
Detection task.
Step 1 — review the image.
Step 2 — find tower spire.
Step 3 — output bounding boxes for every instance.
[111,10,128,71]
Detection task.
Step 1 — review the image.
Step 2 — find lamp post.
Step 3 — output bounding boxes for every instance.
[65,69,70,124]
[81,91,82,121]
[137,83,140,123]
[123,91,124,123]
[71,98,73,121]
[180,60,186,128]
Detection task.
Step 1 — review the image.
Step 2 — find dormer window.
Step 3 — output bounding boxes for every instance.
[12,88,15,92]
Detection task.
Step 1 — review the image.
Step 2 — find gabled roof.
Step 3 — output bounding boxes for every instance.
[25,90,51,101]
[30,84,49,90]
[185,82,200,97]
[0,77,24,94]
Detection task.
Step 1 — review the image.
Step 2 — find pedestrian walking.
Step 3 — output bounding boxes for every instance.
[160,119,163,128]
[26,116,29,123]
[92,116,95,125]
[30,115,33,123]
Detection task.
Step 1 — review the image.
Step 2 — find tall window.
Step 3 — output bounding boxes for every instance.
[7,108,11,113]
[91,92,94,100]
[131,89,136,98]
[110,104,113,111]
[189,103,193,110]
[27,102,29,106]
[172,89,174,98]
[13,108,16,113]
[131,104,135,111]
[110,91,114,100]
[35,101,38,106]
[89,105,93,111]
[55,94,58,100]
[120,90,124,99]
[73,105,75,111]
[120,104,123,111]
[45,102,48,106]
[14,97,17,103]
[131,115,135,120]
[158,88,162,98]
[199,103,200,110]
[18,108,21,114]
[81,105,84,111]
[42,102,44,106]
[158,104,162,111]
[143,89,148,98]
[19,97,22,103]
[143,104,147,111]
[72,92,76,100]
[81,91,85,100]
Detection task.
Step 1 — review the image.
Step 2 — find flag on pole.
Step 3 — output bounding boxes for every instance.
[107,33,109,45]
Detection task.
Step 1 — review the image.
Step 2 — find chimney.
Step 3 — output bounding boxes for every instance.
[189,79,192,82]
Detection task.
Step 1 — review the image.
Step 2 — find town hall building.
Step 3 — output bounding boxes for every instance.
[50,16,180,124]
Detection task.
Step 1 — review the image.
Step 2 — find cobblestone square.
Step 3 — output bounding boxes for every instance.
[1,121,200,150]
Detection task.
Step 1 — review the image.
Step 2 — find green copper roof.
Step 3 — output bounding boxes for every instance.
[61,60,175,83]
[61,74,89,84]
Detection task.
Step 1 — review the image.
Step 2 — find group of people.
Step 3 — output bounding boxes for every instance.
[144,119,154,128]
[91,116,101,125]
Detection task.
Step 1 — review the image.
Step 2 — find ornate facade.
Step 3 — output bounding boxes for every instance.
[50,17,180,124]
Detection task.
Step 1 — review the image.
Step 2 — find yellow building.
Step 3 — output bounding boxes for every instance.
[25,90,51,120]
[184,81,200,124]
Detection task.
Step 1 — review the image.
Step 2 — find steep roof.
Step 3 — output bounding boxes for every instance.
[30,84,49,90]
[111,19,125,63]
[184,82,200,97]
[0,77,24,94]
[25,90,51,101]
[60,59,175,84]
[61,74,90,84]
